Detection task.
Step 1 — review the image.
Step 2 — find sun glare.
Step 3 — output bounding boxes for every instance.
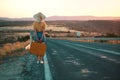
[0,0,120,17]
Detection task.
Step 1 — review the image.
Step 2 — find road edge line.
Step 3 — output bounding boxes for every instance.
[44,53,53,80]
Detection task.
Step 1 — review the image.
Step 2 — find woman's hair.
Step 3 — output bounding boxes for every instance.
[33,21,46,32]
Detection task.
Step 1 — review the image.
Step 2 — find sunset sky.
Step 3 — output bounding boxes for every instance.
[0,0,120,18]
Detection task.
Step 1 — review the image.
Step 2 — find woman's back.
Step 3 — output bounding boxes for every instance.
[33,21,46,32]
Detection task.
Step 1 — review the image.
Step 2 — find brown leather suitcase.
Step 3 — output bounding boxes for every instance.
[29,42,46,57]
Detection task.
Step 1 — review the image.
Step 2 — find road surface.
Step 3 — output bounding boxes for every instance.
[0,38,120,80]
[46,38,120,80]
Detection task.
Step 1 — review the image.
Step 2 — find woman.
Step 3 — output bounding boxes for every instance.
[33,12,46,64]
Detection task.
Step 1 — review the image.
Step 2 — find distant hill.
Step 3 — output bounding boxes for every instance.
[46,16,120,21]
[0,16,120,21]
[0,17,34,21]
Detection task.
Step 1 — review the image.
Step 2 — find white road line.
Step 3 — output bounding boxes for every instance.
[63,43,120,63]
[65,42,120,55]
[44,54,53,80]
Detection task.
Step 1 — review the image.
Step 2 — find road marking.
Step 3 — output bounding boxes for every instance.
[49,39,120,63]
[66,42,120,56]
[44,53,53,80]
[63,43,120,63]
[49,39,120,55]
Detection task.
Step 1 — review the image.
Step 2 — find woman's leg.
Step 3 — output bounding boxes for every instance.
[37,56,44,64]
[37,56,42,60]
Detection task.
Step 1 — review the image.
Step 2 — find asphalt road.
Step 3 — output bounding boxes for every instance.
[0,38,120,80]
[46,38,120,80]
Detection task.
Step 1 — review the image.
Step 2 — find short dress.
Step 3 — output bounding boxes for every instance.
[34,31,46,42]
[33,22,46,42]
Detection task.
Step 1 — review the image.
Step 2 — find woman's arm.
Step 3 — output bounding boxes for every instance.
[33,22,39,41]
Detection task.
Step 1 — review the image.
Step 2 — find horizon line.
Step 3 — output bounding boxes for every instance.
[0,15,120,18]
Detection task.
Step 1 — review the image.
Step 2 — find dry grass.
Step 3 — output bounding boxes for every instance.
[0,40,30,57]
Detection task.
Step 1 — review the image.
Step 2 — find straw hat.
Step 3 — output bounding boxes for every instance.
[33,12,46,22]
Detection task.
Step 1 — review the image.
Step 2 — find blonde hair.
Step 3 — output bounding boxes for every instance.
[33,21,46,32]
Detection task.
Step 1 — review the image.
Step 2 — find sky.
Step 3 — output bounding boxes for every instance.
[0,0,120,18]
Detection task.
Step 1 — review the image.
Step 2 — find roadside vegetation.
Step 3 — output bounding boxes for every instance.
[0,36,30,63]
